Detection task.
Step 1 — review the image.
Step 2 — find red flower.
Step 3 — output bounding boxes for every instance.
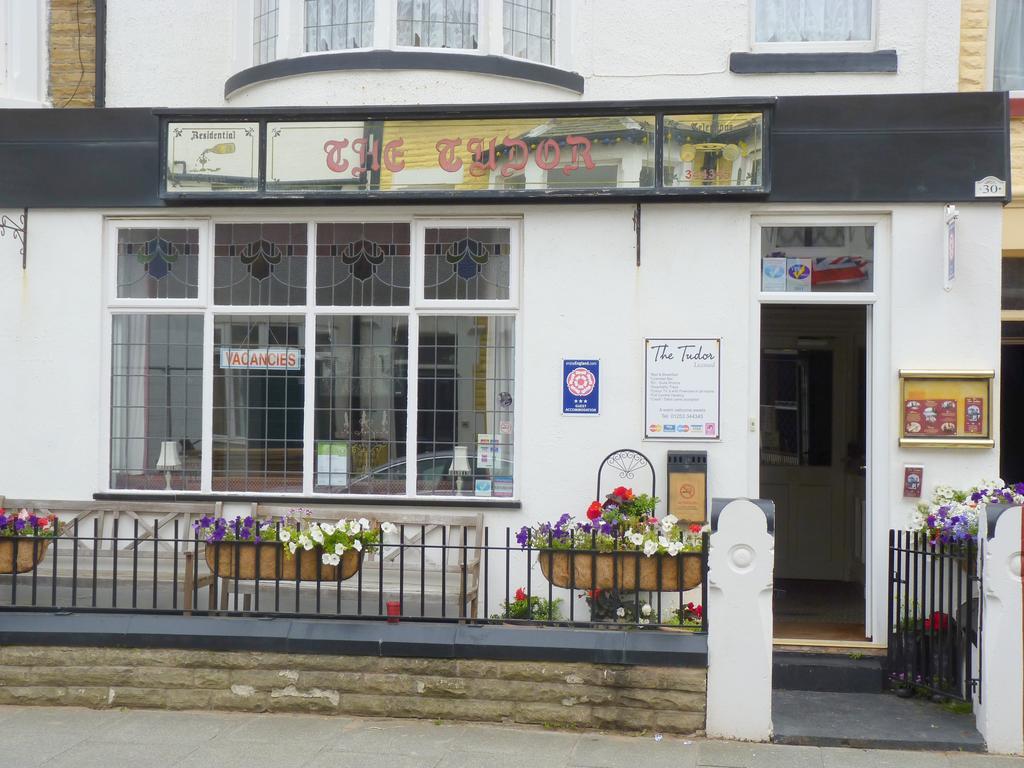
[612,486,634,501]
[923,612,949,631]
[586,588,602,599]
[586,501,603,521]
[515,588,527,602]
[648,517,659,525]
[689,524,703,534]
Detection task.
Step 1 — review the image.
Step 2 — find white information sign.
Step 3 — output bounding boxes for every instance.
[644,338,721,440]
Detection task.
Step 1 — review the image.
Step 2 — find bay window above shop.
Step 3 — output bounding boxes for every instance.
[229,0,577,97]
[107,218,519,500]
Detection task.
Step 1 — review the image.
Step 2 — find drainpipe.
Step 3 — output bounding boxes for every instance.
[95,0,106,107]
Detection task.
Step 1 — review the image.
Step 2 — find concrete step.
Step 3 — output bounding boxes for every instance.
[772,690,985,751]
[773,651,885,693]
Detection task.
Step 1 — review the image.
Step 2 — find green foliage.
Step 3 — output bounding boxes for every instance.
[491,591,562,621]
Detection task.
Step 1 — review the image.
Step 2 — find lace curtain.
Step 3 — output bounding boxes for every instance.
[755,0,873,43]
[995,0,1024,91]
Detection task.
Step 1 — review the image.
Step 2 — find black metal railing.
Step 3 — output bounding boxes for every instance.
[887,530,982,702]
[0,523,709,633]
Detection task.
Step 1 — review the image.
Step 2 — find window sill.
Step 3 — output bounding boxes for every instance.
[224,49,584,98]
[93,491,522,510]
[730,49,897,74]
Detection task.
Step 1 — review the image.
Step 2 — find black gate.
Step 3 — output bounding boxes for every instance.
[886,530,982,702]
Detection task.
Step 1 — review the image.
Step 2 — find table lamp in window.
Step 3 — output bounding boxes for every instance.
[156,441,181,491]
[450,446,472,495]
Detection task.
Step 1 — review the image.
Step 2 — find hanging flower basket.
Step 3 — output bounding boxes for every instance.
[519,487,707,593]
[0,538,51,575]
[195,511,395,583]
[0,509,61,575]
[204,541,361,582]
[537,549,702,592]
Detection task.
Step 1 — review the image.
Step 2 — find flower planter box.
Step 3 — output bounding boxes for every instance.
[204,542,362,582]
[538,549,702,591]
[0,538,51,574]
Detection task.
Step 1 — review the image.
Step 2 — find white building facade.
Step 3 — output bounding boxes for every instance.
[0,0,1014,741]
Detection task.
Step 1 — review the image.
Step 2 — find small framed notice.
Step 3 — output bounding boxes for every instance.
[562,359,600,415]
[898,370,994,448]
[644,339,721,440]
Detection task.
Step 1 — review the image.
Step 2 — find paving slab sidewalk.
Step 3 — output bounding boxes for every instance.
[0,705,1021,768]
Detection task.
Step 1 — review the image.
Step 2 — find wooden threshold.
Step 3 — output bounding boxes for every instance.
[773,638,885,655]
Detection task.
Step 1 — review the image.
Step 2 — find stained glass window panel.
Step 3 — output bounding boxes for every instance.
[116,228,200,299]
[315,222,411,306]
[214,223,308,306]
[423,227,511,301]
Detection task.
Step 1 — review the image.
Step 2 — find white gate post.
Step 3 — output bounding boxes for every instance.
[705,497,775,741]
[977,504,1023,755]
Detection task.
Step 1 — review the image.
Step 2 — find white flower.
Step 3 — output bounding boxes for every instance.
[660,514,678,532]
[347,520,361,534]
[626,531,645,546]
[643,540,658,557]
[298,534,313,551]
[380,521,397,535]
[641,604,652,617]
[658,536,670,549]
[287,542,298,555]
[352,540,363,552]
[310,528,325,544]
[279,529,291,543]
[616,607,626,618]
[667,542,682,557]
[334,542,347,555]
[358,517,370,531]
[321,523,335,535]
[639,618,650,625]
[321,552,332,565]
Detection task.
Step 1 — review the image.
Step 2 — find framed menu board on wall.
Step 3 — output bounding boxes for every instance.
[898,370,994,448]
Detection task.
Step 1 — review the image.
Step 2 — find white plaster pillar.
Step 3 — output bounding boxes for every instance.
[705,497,775,742]
[977,504,1024,755]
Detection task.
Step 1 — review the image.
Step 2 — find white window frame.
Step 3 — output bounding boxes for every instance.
[753,214,881,306]
[0,0,47,108]
[103,214,523,502]
[238,0,568,71]
[749,0,878,54]
[986,0,1024,98]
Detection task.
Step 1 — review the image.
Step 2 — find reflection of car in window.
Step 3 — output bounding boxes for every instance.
[338,452,470,495]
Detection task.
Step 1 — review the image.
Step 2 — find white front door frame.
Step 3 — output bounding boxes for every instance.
[748,211,891,644]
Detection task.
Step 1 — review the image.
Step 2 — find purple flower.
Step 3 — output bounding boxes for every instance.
[515,526,530,548]
[13,519,25,532]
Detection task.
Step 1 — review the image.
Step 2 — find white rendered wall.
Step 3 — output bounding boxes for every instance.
[0,210,104,498]
[0,202,1003,644]
[103,0,960,108]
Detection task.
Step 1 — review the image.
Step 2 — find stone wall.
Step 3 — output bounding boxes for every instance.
[958,0,989,93]
[0,645,706,734]
[49,0,97,108]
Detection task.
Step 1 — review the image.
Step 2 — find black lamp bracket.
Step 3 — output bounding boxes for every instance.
[0,208,27,269]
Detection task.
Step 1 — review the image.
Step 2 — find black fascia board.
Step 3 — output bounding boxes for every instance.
[0,91,1011,207]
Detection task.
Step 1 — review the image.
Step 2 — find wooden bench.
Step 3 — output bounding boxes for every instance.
[0,497,484,619]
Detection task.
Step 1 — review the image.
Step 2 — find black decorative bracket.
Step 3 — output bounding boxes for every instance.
[0,208,27,269]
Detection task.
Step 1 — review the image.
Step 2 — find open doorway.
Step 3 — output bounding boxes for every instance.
[760,304,867,642]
